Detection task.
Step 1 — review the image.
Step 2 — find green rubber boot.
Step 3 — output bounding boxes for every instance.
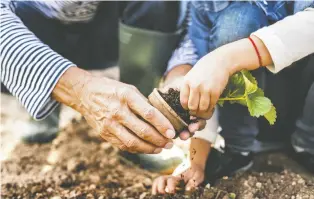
[119,22,185,173]
[119,22,181,96]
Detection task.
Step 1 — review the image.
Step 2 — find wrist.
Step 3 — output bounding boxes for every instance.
[164,64,192,86]
[52,67,93,113]
[208,38,266,76]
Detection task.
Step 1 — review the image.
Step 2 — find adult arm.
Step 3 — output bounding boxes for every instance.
[0,0,74,120]
[1,0,176,153]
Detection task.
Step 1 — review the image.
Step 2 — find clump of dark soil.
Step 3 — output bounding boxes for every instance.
[158,88,191,123]
[1,118,314,199]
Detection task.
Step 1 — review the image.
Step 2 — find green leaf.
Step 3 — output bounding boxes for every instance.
[218,70,277,125]
[264,105,277,125]
[246,94,272,117]
[241,70,257,94]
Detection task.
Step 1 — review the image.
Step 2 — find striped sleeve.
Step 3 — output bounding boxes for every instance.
[166,1,198,74]
[0,0,76,120]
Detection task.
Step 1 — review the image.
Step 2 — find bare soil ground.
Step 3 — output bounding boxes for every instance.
[1,116,314,199]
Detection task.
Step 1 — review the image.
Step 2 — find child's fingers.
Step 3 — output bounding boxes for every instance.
[209,88,221,113]
[156,176,167,194]
[152,179,158,195]
[199,88,210,113]
[188,87,200,112]
[166,177,181,194]
[185,173,204,191]
[180,82,190,110]
[152,176,167,195]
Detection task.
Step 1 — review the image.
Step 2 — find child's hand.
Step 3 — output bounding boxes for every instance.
[151,163,205,195]
[162,65,206,139]
[180,53,230,120]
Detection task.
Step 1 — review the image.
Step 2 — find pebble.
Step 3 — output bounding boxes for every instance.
[222,176,228,180]
[98,196,104,199]
[292,181,296,186]
[256,182,262,189]
[297,179,305,184]
[143,178,152,187]
[51,197,61,199]
[47,150,60,164]
[89,174,101,183]
[86,193,94,199]
[47,187,53,193]
[41,165,53,174]
[67,159,86,172]
[291,196,295,199]
[101,142,113,152]
[89,184,96,190]
[244,180,249,187]
[139,192,148,199]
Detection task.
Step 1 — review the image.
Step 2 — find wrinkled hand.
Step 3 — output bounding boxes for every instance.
[54,67,176,154]
[81,77,176,153]
[162,65,206,140]
[152,163,205,195]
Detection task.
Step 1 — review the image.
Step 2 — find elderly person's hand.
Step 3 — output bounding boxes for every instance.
[53,67,176,154]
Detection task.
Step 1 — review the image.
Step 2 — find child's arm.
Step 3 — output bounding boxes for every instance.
[152,138,211,195]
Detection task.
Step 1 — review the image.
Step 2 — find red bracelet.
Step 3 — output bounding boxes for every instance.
[248,37,263,67]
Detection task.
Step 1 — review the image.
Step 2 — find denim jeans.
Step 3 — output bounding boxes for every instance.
[291,56,314,154]
[189,1,269,153]
[189,1,314,153]
[12,1,179,70]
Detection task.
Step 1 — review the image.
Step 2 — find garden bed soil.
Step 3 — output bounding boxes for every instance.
[1,118,314,199]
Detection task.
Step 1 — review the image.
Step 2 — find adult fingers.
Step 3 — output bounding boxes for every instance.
[108,121,162,154]
[179,130,192,140]
[126,92,176,139]
[119,109,172,149]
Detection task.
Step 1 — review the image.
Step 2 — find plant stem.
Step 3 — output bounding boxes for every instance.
[218,97,246,101]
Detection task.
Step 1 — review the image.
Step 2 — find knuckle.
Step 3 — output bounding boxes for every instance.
[129,85,137,91]
[119,144,128,151]
[126,139,138,149]
[143,108,155,120]
[188,103,198,111]
[201,84,211,92]
[139,126,150,138]
[189,82,200,90]
[118,87,131,99]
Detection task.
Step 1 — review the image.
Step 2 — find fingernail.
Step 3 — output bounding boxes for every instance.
[154,148,162,154]
[166,129,175,138]
[189,123,199,132]
[164,142,174,149]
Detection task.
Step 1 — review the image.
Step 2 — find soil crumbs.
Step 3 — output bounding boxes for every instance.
[159,88,191,123]
[2,119,314,199]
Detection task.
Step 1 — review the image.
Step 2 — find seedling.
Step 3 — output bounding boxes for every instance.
[149,70,276,137]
